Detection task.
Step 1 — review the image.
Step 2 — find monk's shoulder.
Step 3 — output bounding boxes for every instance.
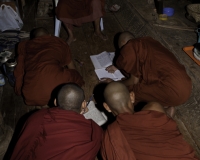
[52,36,70,50]
[25,109,48,126]
[19,39,29,46]
[18,40,29,51]
[132,36,159,47]
[106,121,120,135]
[122,37,146,53]
[134,110,177,128]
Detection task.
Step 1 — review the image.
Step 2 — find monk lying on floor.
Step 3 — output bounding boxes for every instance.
[14,27,84,106]
[101,82,198,160]
[10,83,102,160]
[56,0,107,44]
[104,31,192,107]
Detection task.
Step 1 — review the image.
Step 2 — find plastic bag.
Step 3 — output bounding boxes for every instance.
[0,4,23,32]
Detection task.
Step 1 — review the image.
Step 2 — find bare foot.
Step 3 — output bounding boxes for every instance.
[35,105,49,110]
[164,106,176,119]
[66,37,76,45]
[94,32,108,41]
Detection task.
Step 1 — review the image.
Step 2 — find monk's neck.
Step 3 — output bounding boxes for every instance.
[118,108,134,115]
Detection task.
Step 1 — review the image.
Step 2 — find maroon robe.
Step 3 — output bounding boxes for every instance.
[14,35,84,106]
[56,0,105,29]
[116,37,192,106]
[101,111,198,160]
[11,108,103,160]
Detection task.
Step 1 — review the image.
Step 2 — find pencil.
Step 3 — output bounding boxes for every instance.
[86,94,94,106]
[74,59,83,66]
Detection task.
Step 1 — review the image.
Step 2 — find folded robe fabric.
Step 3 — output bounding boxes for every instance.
[101,119,136,160]
[116,37,192,106]
[101,111,198,160]
[10,108,103,160]
[14,36,84,106]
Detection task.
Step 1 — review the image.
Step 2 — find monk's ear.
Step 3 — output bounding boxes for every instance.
[103,102,112,112]
[130,91,135,104]
[80,100,87,114]
[54,99,57,106]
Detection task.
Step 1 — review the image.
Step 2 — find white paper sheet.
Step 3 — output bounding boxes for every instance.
[84,101,107,126]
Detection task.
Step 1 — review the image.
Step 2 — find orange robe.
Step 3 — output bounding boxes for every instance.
[10,108,103,160]
[116,37,192,106]
[56,0,105,29]
[14,36,84,106]
[101,111,198,160]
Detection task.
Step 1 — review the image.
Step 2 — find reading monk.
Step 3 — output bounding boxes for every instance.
[105,31,192,107]
[14,27,84,106]
[56,0,107,45]
[101,82,198,160]
[10,83,103,160]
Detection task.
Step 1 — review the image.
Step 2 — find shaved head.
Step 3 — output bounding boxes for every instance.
[118,31,134,48]
[30,27,49,39]
[57,83,85,112]
[104,82,134,114]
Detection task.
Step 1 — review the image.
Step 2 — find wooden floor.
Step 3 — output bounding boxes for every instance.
[1,0,200,159]
[0,0,121,126]
[0,0,122,158]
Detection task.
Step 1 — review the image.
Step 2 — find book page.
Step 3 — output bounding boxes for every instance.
[83,101,107,126]
[108,52,115,61]
[91,51,124,81]
[95,68,124,81]
[90,51,112,69]
[95,68,115,80]
[113,70,125,80]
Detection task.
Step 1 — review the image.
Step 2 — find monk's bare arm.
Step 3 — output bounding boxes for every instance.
[106,65,139,86]
[104,65,138,87]
[120,74,139,86]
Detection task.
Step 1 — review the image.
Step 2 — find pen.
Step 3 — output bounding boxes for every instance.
[86,94,94,106]
[74,59,84,66]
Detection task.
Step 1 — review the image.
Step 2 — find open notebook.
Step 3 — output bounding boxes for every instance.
[90,51,124,81]
[83,101,107,126]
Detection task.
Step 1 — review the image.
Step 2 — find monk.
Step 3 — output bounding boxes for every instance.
[10,83,103,160]
[56,0,107,44]
[104,31,192,107]
[101,82,198,160]
[14,27,84,106]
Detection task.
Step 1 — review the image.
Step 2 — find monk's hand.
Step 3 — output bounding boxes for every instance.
[80,106,89,114]
[106,65,117,73]
[99,78,114,83]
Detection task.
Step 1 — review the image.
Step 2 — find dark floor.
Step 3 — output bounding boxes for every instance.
[0,0,200,159]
